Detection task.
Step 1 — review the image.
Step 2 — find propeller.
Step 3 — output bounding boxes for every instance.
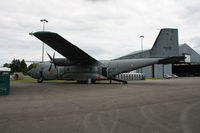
[47,52,57,72]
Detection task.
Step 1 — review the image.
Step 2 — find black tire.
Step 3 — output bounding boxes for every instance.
[91,80,96,84]
[77,80,88,84]
[37,76,43,83]
[123,81,128,84]
[37,71,43,83]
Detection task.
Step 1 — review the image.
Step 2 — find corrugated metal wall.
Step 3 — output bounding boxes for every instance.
[154,64,163,78]
[137,64,172,78]
[164,64,172,76]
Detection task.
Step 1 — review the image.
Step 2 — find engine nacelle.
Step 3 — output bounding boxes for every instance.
[53,58,75,66]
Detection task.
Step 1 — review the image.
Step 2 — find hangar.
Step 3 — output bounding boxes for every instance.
[118,44,200,78]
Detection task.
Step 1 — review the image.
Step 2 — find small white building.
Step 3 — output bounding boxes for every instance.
[0,67,11,72]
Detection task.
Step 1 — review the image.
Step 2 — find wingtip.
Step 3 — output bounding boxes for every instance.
[32,31,57,36]
[29,32,33,35]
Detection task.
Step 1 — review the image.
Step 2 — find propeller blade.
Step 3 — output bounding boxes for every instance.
[47,51,57,72]
[53,52,56,69]
[54,64,57,69]
[53,52,55,60]
[49,63,52,72]
[46,52,53,61]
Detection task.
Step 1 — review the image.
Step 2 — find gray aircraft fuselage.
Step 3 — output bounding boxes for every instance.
[28,58,161,82]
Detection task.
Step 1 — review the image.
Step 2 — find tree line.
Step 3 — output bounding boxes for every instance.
[3,59,36,74]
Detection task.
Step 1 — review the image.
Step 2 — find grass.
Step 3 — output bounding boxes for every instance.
[11,76,66,82]
[11,76,37,82]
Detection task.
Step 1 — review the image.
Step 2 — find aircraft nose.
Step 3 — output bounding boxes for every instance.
[27,69,34,77]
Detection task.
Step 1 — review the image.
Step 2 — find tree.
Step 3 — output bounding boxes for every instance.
[10,59,20,73]
[3,63,10,68]
[20,59,27,74]
[8,59,28,74]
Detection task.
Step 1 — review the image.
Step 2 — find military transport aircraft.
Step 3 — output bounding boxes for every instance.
[27,28,184,84]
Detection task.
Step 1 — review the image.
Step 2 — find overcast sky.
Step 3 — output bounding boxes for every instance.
[0,0,200,66]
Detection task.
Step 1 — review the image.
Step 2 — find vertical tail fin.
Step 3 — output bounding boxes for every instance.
[150,28,179,58]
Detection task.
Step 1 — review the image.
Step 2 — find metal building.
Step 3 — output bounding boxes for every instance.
[173,44,200,77]
[179,43,200,63]
[118,44,200,78]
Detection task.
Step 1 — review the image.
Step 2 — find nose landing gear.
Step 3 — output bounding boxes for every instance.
[37,71,43,83]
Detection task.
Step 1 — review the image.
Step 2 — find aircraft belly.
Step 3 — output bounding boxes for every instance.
[43,71,57,80]
[61,73,98,80]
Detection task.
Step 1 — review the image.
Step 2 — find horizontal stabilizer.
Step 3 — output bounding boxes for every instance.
[158,56,185,64]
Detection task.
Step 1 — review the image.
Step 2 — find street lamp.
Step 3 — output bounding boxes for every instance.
[40,19,48,62]
[140,35,144,73]
[140,35,144,52]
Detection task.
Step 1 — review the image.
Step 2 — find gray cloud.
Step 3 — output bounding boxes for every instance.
[188,36,200,53]
[86,0,108,2]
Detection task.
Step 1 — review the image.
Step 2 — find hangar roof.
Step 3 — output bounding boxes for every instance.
[116,44,200,63]
[179,44,200,63]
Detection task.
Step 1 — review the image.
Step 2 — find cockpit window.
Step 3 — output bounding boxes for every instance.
[28,63,38,69]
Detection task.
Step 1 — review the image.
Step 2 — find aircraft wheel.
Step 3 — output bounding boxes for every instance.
[77,80,87,84]
[123,81,128,84]
[37,76,43,83]
[91,80,96,84]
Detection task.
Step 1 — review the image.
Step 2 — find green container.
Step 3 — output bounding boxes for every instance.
[0,71,10,95]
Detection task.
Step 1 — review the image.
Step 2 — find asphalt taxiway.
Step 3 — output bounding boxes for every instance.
[0,77,200,133]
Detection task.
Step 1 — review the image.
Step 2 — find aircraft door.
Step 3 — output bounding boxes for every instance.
[57,66,64,79]
[102,67,107,77]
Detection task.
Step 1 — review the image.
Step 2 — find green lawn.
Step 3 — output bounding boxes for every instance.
[11,76,37,82]
[11,76,66,82]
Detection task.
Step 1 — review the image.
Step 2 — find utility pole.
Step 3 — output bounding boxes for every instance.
[40,19,48,62]
[140,35,144,52]
[140,35,144,73]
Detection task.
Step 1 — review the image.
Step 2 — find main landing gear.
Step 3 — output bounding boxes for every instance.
[77,79,96,84]
[109,78,128,84]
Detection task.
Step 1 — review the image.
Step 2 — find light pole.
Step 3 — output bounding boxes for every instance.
[140,35,144,52]
[40,19,48,62]
[140,35,144,73]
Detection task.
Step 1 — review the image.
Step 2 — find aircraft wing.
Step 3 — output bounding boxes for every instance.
[32,31,97,64]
